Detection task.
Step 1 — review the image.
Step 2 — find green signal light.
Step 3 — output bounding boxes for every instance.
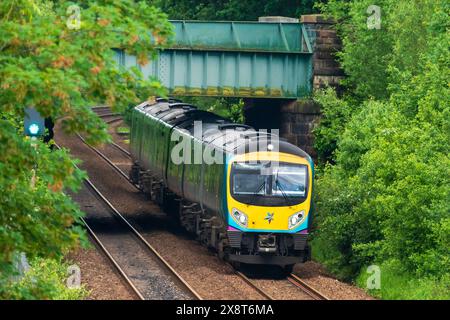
[28,123,40,135]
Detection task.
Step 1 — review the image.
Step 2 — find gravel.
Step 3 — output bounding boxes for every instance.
[293,262,373,300]
[66,245,136,300]
[69,181,193,300]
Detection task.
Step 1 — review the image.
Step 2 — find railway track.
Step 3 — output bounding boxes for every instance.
[287,273,329,300]
[91,107,132,157]
[234,271,275,300]
[74,133,279,300]
[55,143,202,300]
[81,215,145,300]
[70,112,330,301]
[105,117,123,124]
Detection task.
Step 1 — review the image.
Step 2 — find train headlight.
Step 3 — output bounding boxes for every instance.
[232,208,248,227]
[288,210,305,229]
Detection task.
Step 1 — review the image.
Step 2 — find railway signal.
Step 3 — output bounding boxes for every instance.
[24,107,54,145]
[24,107,45,137]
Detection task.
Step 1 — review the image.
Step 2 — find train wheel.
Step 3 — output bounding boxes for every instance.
[218,237,229,260]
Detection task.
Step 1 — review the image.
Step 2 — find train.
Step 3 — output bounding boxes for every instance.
[129,98,314,272]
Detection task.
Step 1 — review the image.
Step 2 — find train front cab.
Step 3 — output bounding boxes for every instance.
[225,151,313,268]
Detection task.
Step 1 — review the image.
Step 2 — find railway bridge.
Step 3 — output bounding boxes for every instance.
[115,15,343,156]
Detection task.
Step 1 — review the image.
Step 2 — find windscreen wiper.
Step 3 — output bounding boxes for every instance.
[275,172,294,206]
[251,178,267,202]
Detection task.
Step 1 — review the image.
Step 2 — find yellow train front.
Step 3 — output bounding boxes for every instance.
[130,99,314,271]
[224,147,313,271]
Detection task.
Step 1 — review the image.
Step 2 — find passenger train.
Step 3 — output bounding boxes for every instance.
[129,98,314,271]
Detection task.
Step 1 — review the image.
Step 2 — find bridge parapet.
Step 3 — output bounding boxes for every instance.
[170,20,312,54]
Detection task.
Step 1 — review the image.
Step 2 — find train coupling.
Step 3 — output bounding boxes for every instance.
[257,234,277,253]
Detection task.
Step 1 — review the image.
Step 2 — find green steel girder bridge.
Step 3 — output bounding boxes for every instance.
[114,20,314,99]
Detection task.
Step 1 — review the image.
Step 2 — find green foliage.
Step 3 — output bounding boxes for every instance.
[0,121,87,271]
[116,126,130,134]
[0,0,171,298]
[181,96,245,123]
[1,257,88,300]
[319,0,444,101]
[312,88,355,163]
[152,0,321,21]
[312,0,449,298]
[356,260,450,300]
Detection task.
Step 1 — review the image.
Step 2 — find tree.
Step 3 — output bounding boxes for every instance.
[312,0,449,298]
[151,0,321,21]
[0,0,172,296]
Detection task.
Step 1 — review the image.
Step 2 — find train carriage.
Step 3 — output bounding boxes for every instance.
[130,98,314,271]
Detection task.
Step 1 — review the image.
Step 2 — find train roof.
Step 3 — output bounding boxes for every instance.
[135,99,311,160]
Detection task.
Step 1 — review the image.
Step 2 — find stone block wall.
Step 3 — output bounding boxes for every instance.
[301,14,344,90]
[279,99,321,158]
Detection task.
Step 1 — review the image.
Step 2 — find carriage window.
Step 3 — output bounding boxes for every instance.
[272,165,307,197]
[232,163,266,195]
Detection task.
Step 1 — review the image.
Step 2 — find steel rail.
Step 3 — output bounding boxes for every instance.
[75,133,134,187]
[287,273,329,300]
[234,270,275,300]
[64,139,203,300]
[91,110,132,158]
[55,143,145,300]
[81,216,146,300]
[105,117,123,124]
[83,173,203,300]
[97,112,121,118]
[110,140,131,157]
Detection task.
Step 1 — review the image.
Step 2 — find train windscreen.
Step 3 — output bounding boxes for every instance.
[231,161,308,206]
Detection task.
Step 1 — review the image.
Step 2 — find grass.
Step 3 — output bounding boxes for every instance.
[311,238,450,300]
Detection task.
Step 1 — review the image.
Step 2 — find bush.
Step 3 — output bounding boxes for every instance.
[312,0,449,298]
[0,257,89,300]
[356,260,450,300]
[313,97,449,282]
[312,88,355,164]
